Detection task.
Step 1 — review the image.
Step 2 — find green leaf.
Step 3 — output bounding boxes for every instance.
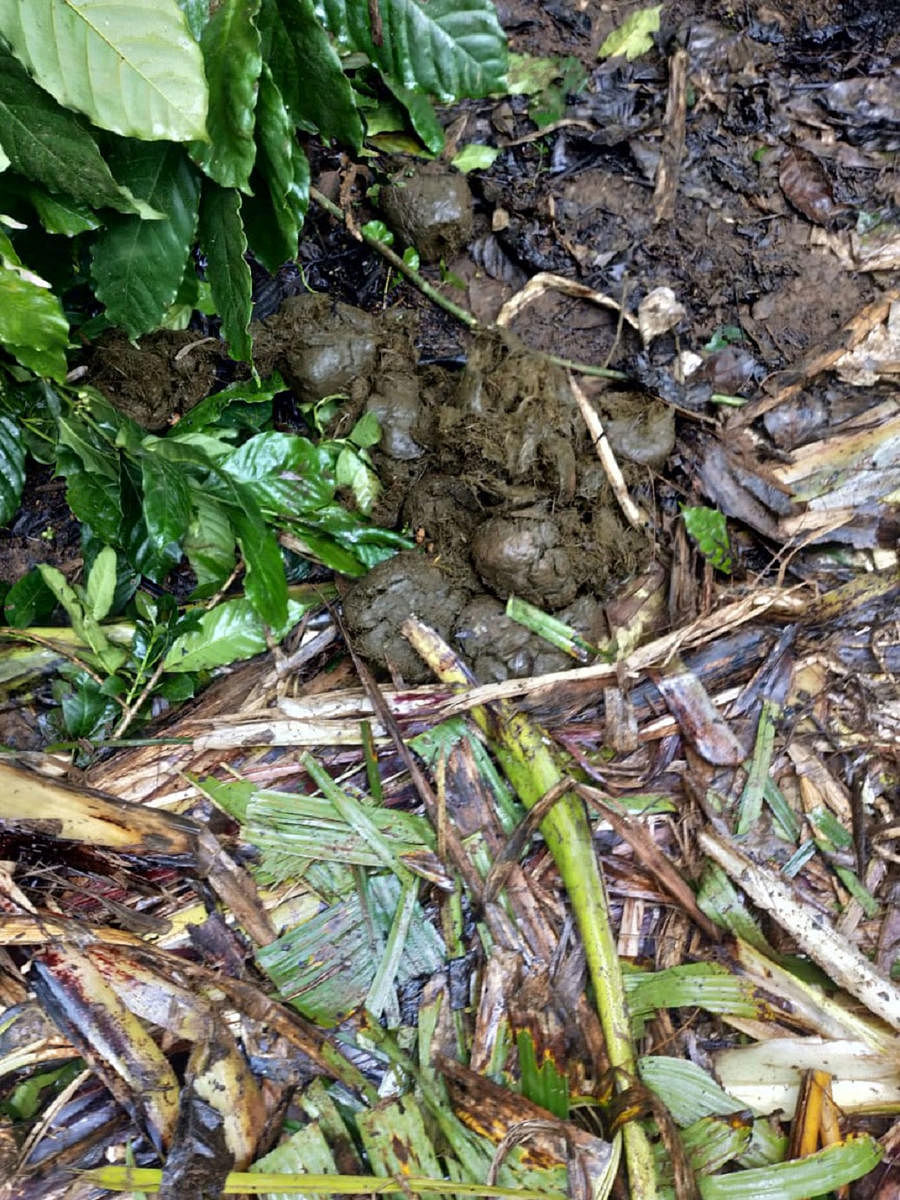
[598,5,661,61]
[222,431,334,514]
[189,0,262,190]
[85,545,117,621]
[163,595,307,672]
[183,494,235,595]
[517,1030,569,1119]
[681,505,733,573]
[0,230,68,381]
[64,475,121,546]
[59,674,121,739]
[317,0,507,102]
[172,373,282,436]
[335,445,380,515]
[140,450,193,550]
[241,65,309,273]
[176,0,211,41]
[56,414,119,480]
[0,49,162,217]
[197,182,253,362]
[4,567,56,626]
[259,0,363,148]
[701,1135,881,1200]
[91,142,201,338]
[361,219,393,245]
[0,0,208,141]
[506,52,563,96]
[37,564,125,672]
[229,499,288,629]
[22,186,100,236]
[0,142,8,172]
[349,411,381,448]
[0,412,26,523]
[380,74,444,155]
[451,143,500,173]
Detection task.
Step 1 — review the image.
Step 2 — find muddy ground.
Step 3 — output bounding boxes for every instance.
[2,0,898,689]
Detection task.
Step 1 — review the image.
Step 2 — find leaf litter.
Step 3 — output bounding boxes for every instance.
[1,1,900,1199]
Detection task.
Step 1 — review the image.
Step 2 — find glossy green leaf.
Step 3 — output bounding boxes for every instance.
[91,143,201,338]
[163,595,306,672]
[360,219,393,244]
[175,0,210,40]
[381,75,444,154]
[4,567,56,627]
[58,413,121,478]
[65,470,122,542]
[0,142,8,171]
[349,411,381,448]
[316,0,507,102]
[183,494,235,595]
[287,525,368,575]
[260,0,362,148]
[59,675,120,739]
[0,230,68,380]
[227,498,288,629]
[222,431,333,515]
[0,412,26,523]
[241,65,309,272]
[197,182,253,362]
[189,0,262,190]
[0,51,161,218]
[22,186,100,236]
[335,445,380,515]
[140,450,193,550]
[172,373,282,436]
[0,0,208,141]
[37,564,125,672]
[85,545,117,622]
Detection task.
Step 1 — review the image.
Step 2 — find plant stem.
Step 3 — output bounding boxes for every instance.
[402,617,657,1200]
[310,187,477,329]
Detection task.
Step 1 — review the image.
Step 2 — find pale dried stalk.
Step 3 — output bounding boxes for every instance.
[698,830,900,1031]
[569,373,649,530]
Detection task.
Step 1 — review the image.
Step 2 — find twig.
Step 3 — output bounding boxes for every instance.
[310,186,478,329]
[309,188,631,381]
[653,48,688,224]
[569,372,649,530]
[113,654,169,740]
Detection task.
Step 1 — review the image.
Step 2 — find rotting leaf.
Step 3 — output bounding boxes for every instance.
[778,151,845,227]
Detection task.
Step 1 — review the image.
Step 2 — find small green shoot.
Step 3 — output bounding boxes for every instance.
[517,1030,569,1119]
[361,220,394,246]
[681,505,734,573]
[704,325,745,352]
[505,595,598,662]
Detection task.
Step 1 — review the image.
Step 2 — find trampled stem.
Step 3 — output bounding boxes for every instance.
[402,616,657,1200]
